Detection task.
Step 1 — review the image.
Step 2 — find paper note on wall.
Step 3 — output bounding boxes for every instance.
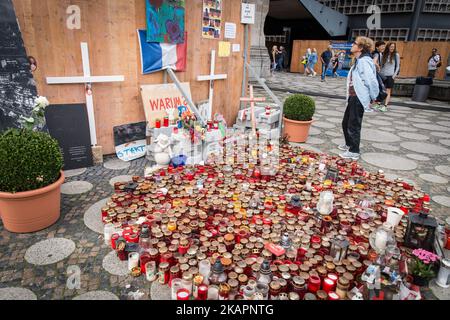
[224,22,236,39]
[218,41,231,57]
[232,44,241,52]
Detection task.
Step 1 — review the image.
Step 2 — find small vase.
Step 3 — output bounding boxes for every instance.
[412,275,430,287]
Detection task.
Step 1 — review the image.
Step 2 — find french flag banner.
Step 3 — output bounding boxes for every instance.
[137,29,187,75]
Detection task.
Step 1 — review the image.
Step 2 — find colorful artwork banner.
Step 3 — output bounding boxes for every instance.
[202,0,222,39]
[146,0,185,44]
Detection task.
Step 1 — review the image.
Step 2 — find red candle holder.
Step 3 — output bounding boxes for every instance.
[163,117,169,127]
[111,234,120,250]
[155,119,161,128]
[328,291,340,300]
[308,275,321,293]
[197,284,208,300]
[322,278,335,293]
[140,252,151,273]
[177,288,190,300]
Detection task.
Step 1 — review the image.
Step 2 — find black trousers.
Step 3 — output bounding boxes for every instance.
[342,96,364,153]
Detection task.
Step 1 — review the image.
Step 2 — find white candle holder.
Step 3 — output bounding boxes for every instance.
[436,258,450,288]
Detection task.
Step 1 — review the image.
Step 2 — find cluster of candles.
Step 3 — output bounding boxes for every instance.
[101,144,431,300]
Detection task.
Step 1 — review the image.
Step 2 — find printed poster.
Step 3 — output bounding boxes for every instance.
[146,0,185,44]
[202,0,222,39]
[140,83,192,128]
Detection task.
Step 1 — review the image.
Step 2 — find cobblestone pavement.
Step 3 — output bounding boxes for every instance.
[0,72,449,300]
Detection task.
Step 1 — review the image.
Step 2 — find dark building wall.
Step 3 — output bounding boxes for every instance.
[347,13,450,31]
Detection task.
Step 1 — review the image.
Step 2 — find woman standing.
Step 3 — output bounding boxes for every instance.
[271,45,279,74]
[379,42,400,111]
[304,48,312,75]
[307,48,318,77]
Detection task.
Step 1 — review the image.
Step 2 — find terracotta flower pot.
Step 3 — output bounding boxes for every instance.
[0,171,65,233]
[283,117,314,143]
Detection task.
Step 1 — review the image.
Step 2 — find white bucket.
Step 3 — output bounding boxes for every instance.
[386,207,405,228]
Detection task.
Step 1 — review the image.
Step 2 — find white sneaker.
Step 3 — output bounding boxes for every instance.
[338,144,349,151]
[339,150,360,160]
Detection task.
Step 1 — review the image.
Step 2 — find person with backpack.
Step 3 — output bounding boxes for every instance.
[338,36,379,161]
[379,42,400,111]
[427,48,442,79]
[372,41,385,72]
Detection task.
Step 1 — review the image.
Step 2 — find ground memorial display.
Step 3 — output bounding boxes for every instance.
[100,140,435,300]
[45,103,93,170]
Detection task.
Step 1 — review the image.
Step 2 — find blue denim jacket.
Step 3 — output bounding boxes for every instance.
[346,54,379,111]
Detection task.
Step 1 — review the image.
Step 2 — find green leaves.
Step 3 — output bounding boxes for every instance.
[283,94,316,122]
[0,129,63,193]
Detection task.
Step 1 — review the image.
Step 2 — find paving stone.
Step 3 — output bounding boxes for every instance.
[104,159,131,170]
[312,121,336,129]
[430,280,450,300]
[397,132,429,141]
[412,123,450,132]
[150,282,172,300]
[84,198,109,234]
[401,142,450,155]
[361,153,417,171]
[325,117,343,124]
[109,175,133,187]
[406,154,431,161]
[102,251,130,276]
[439,140,450,147]
[361,128,400,143]
[61,181,93,195]
[316,110,342,117]
[435,165,450,176]
[0,287,37,300]
[419,174,448,184]
[366,119,393,126]
[64,168,87,178]
[324,131,342,137]
[376,127,396,132]
[73,290,119,300]
[436,121,450,127]
[305,137,325,145]
[308,127,321,136]
[432,196,450,207]
[372,143,400,151]
[431,132,450,138]
[395,126,418,132]
[25,238,76,266]
[408,118,432,123]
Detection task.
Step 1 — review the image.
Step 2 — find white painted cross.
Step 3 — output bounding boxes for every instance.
[46,42,125,146]
[196,50,227,120]
[240,85,265,136]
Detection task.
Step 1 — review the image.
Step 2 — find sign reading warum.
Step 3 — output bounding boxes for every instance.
[140,83,192,128]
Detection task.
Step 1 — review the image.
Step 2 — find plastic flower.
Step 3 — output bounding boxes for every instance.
[34,96,49,108]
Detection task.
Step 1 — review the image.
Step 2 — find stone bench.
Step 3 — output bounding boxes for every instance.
[393,78,450,101]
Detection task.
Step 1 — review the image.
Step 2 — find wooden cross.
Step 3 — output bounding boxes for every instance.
[196,50,227,120]
[240,85,265,136]
[46,42,125,146]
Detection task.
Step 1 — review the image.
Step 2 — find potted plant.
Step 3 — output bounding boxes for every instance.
[0,97,64,233]
[410,248,440,286]
[283,94,316,143]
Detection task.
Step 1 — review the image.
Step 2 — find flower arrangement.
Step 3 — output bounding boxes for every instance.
[179,109,205,144]
[410,248,440,279]
[20,96,50,130]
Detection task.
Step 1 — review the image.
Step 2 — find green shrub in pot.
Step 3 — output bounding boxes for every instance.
[283,94,316,121]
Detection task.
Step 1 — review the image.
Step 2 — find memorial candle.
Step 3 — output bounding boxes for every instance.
[128,252,139,271]
[322,278,335,293]
[197,284,208,300]
[177,288,190,300]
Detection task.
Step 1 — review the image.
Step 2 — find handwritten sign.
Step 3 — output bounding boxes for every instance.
[113,121,147,162]
[140,83,192,127]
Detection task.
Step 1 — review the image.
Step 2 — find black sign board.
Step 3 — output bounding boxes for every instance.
[45,104,93,170]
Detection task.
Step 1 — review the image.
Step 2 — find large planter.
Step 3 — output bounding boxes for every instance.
[0,171,65,233]
[283,117,314,143]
